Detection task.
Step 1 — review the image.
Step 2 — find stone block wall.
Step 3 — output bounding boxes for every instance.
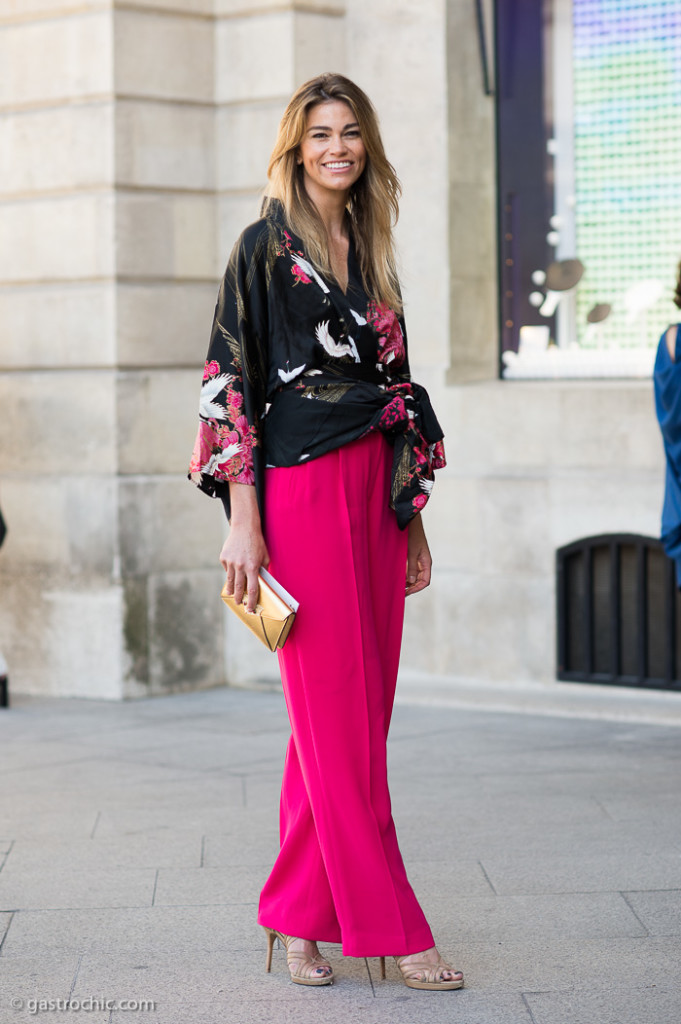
[0,0,223,698]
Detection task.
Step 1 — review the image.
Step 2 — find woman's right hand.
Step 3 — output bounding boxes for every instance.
[221,483,270,614]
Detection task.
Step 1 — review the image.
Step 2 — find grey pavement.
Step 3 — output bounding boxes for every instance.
[1,685,680,1024]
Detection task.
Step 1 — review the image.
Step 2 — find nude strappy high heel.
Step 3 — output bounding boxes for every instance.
[264,927,334,986]
[379,953,464,990]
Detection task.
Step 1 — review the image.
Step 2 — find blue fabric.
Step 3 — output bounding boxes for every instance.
[654,323,681,586]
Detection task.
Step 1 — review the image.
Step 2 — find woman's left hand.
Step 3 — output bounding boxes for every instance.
[405,513,432,596]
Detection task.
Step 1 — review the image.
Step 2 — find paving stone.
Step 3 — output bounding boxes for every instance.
[0,807,98,842]
[596,790,681,824]
[419,892,646,942]
[480,848,681,895]
[0,954,80,1021]
[0,757,206,797]
[202,830,280,868]
[399,858,495,898]
[0,865,157,911]
[622,889,681,936]
[154,866,266,906]
[3,835,203,873]
[449,936,680,992]
[524,986,681,1024]
[0,741,106,773]
[1,905,260,956]
[72,949,375,1022]
[91,780,246,837]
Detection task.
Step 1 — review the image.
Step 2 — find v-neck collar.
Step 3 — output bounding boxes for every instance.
[265,197,366,310]
[326,232,366,316]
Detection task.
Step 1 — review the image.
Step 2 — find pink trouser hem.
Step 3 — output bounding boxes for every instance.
[257,915,436,959]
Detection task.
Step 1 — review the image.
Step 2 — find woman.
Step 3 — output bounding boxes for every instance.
[654,260,681,586]
[189,73,462,992]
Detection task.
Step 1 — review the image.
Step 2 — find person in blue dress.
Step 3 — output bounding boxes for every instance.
[653,260,681,585]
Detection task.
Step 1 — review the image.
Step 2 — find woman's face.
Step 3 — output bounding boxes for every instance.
[297,100,367,201]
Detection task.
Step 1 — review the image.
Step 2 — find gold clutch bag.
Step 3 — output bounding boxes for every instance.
[220,567,298,652]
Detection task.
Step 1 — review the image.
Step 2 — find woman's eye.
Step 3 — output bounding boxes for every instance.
[345,130,360,138]
[313,132,329,139]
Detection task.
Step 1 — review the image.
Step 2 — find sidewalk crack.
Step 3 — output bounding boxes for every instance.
[478,859,497,894]
[151,869,159,907]
[591,796,614,820]
[521,992,540,1024]
[69,953,84,1000]
[0,840,15,875]
[620,891,650,936]
[0,910,15,955]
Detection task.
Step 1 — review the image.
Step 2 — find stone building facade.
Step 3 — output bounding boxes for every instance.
[0,0,664,698]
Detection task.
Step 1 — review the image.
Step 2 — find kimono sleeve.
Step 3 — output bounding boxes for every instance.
[394,310,447,476]
[188,224,270,521]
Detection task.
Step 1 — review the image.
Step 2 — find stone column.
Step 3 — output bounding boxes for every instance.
[0,0,223,698]
[0,2,122,697]
[113,0,224,698]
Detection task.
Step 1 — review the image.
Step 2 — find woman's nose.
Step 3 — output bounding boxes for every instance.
[329,134,348,154]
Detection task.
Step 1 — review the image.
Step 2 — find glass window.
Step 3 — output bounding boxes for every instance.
[498,0,681,379]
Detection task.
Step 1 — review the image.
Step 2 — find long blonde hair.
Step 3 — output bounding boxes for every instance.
[265,73,403,313]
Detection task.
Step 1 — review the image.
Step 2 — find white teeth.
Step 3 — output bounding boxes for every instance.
[325,162,352,169]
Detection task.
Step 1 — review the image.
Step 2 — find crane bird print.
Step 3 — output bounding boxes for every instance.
[199,374,234,420]
[290,253,330,294]
[315,321,360,362]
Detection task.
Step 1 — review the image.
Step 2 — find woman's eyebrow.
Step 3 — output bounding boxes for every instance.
[307,122,359,132]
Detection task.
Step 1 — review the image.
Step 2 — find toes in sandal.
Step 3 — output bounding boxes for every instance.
[379,954,464,991]
[264,927,334,986]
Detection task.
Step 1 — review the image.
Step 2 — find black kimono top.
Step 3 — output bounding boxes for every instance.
[189,201,446,530]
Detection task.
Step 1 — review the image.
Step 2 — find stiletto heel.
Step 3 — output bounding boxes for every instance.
[265,928,276,973]
[379,956,386,980]
[262,927,333,986]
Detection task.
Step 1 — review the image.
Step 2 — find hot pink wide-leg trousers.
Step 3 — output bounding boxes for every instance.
[257,432,434,958]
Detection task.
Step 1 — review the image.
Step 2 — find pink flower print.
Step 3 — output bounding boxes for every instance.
[221,428,240,447]
[291,264,312,285]
[189,421,220,473]
[203,359,220,380]
[216,419,255,483]
[378,395,408,431]
[225,387,243,423]
[233,414,250,438]
[412,493,427,511]
[188,419,220,475]
[430,441,446,469]
[367,302,406,369]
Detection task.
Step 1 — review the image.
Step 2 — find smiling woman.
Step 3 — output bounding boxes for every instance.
[295,103,367,291]
[188,73,459,993]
